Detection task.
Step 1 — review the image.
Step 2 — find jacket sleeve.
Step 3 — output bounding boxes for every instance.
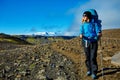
[80,24,83,35]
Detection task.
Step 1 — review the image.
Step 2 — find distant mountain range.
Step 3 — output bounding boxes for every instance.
[32,31,79,36]
[33,32,57,36]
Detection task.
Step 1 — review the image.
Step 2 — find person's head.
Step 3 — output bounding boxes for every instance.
[82,11,92,23]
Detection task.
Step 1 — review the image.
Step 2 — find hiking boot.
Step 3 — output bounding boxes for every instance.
[91,74,97,79]
[86,71,91,76]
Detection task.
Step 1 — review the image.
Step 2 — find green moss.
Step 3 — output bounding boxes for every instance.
[0,38,17,43]
[29,63,36,69]
[26,37,36,43]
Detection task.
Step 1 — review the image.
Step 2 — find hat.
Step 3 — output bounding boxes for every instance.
[83,11,92,19]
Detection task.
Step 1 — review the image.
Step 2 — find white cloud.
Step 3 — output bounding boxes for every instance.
[69,0,120,33]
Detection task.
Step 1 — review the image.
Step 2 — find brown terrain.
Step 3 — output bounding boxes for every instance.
[0,29,120,80]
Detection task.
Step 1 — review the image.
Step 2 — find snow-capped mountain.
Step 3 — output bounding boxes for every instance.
[26,31,78,36]
[32,31,79,36]
[34,32,57,36]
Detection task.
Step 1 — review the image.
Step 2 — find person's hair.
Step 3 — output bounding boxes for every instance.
[83,11,92,20]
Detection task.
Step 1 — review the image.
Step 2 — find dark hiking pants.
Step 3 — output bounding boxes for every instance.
[83,40,98,74]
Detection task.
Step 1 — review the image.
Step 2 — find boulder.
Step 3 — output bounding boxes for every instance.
[111,52,120,66]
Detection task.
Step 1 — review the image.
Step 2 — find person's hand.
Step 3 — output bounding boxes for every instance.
[98,32,102,37]
[82,17,84,23]
[80,35,83,38]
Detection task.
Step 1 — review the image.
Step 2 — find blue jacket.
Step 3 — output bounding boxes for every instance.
[80,22,101,42]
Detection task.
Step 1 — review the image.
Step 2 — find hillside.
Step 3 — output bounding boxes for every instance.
[50,29,120,80]
[0,33,31,50]
[0,33,31,44]
[102,29,120,38]
[0,29,120,80]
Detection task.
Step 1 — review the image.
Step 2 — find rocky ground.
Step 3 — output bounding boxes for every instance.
[0,29,120,80]
[0,43,79,80]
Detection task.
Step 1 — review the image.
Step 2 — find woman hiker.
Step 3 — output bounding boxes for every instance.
[79,11,102,79]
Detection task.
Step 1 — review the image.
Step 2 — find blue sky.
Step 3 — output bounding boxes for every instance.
[0,0,120,35]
